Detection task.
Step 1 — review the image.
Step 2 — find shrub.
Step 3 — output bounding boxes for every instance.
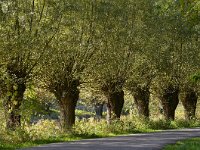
[26,120,61,140]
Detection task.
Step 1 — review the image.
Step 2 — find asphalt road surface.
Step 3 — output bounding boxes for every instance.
[23,128,200,150]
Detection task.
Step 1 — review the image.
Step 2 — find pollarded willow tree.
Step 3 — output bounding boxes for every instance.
[41,0,97,129]
[125,0,156,119]
[0,0,62,130]
[151,2,182,120]
[126,55,156,119]
[176,0,200,120]
[151,0,200,121]
[86,0,137,123]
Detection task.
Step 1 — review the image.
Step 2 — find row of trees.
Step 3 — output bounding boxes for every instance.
[0,0,199,130]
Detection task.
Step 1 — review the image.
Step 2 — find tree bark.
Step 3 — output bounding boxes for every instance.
[55,82,79,130]
[132,86,150,119]
[159,87,179,121]
[106,102,112,124]
[59,96,78,129]
[105,90,124,121]
[3,82,26,130]
[94,102,104,120]
[180,89,198,120]
[159,86,179,121]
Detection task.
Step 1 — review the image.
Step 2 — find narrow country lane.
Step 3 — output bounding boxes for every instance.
[22,128,200,150]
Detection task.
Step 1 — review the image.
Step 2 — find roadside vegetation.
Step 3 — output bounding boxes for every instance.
[0,104,199,149]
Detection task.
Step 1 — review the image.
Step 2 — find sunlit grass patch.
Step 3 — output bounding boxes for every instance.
[164,138,200,150]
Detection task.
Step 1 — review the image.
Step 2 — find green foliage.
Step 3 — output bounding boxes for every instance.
[0,0,65,130]
[76,109,94,117]
[21,88,57,124]
[74,116,200,136]
[0,0,200,148]
[27,120,61,140]
[192,73,200,82]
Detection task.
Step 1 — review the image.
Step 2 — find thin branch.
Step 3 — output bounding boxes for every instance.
[29,0,35,32]
[26,15,63,78]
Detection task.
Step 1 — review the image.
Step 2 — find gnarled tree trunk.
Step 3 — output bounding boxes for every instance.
[104,90,124,123]
[3,82,26,130]
[180,89,198,120]
[94,102,104,120]
[132,86,150,119]
[158,87,179,121]
[59,94,78,129]
[55,80,79,130]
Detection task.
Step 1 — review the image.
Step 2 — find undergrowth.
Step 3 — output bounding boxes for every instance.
[0,115,199,150]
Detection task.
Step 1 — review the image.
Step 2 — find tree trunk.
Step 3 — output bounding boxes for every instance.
[180,89,198,120]
[57,86,79,130]
[3,82,26,130]
[59,97,77,129]
[159,87,179,121]
[132,86,150,119]
[94,102,104,120]
[106,102,112,124]
[105,90,124,121]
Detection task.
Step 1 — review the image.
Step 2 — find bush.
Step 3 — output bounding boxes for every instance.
[26,120,61,140]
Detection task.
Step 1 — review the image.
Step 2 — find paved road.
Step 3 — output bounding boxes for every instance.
[23,128,200,150]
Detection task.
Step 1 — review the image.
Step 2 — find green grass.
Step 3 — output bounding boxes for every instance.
[164,138,200,150]
[0,138,79,150]
[75,109,94,117]
[0,134,101,150]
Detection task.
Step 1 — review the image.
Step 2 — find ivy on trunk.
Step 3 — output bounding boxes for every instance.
[2,61,27,130]
[3,82,26,130]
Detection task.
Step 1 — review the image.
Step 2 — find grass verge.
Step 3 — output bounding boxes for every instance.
[164,138,200,150]
[0,134,101,150]
[0,117,199,150]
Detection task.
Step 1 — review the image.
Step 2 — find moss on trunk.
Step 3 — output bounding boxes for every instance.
[4,82,26,130]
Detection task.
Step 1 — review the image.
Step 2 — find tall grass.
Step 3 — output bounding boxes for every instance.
[0,100,199,149]
[0,115,199,149]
